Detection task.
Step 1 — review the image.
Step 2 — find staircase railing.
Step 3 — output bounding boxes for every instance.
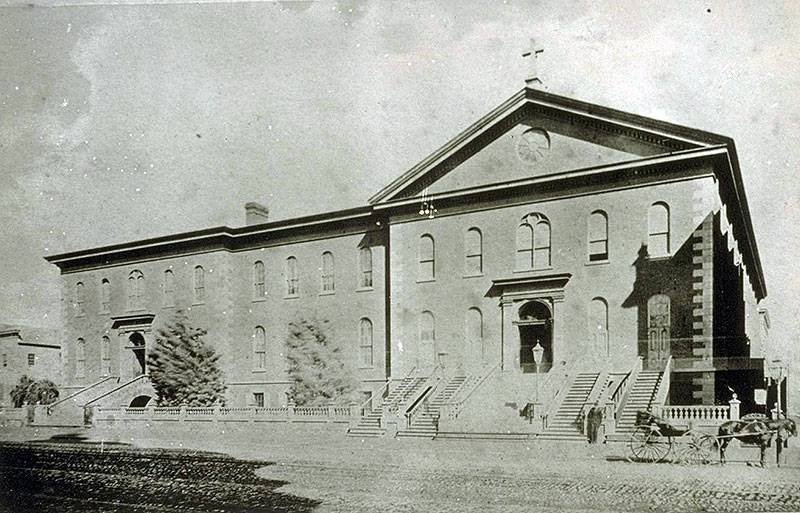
[400,364,443,420]
[614,356,643,421]
[538,356,584,429]
[441,362,499,421]
[356,367,414,417]
[47,375,119,413]
[579,371,611,435]
[83,374,150,407]
[381,366,418,414]
[651,356,673,409]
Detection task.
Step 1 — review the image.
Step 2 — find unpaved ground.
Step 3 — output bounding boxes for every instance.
[1,425,798,512]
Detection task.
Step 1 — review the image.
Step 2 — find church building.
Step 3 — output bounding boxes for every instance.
[44,72,770,437]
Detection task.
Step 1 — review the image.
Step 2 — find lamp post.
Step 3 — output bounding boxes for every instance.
[532,341,545,404]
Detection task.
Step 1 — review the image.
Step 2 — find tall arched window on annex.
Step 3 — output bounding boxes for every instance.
[127,270,144,311]
[419,310,436,367]
[589,298,609,359]
[75,338,86,378]
[516,213,551,270]
[465,307,484,361]
[163,270,175,308]
[464,228,483,276]
[253,326,267,370]
[418,234,435,281]
[359,318,374,368]
[285,256,299,296]
[647,202,670,257]
[75,282,85,317]
[193,265,205,304]
[647,294,671,369]
[321,251,335,293]
[99,278,111,313]
[100,335,112,376]
[253,260,266,300]
[588,210,609,262]
[358,247,373,289]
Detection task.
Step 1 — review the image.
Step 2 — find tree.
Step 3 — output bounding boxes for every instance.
[10,376,59,407]
[285,316,358,406]
[147,310,226,406]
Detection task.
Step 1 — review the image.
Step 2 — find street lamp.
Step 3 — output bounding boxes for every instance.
[532,341,545,404]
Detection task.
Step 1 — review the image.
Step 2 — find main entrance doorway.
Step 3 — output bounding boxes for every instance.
[647,294,671,369]
[516,301,552,373]
[128,332,146,377]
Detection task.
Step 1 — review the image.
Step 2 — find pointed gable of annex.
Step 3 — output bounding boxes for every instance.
[369,87,730,204]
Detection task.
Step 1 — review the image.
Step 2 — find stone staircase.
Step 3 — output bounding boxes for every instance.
[397,375,466,439]
[613,370,663,435]
[347,375,428,437]
[540,372,600,440]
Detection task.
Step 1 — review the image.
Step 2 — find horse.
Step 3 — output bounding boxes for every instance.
[717,418,797,467]
[717,419,773,467]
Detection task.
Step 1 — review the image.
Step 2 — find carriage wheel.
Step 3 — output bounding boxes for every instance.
[627,426,671,463]
[676,430,718,465]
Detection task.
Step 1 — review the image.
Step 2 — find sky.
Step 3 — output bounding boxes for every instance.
[0,1,798,365]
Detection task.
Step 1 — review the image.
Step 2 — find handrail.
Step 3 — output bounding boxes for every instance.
[401,364,443,413]
[615,356,643,420]
[356,379,392,415]
[651,356,673,409]
[538,356,584,423]
[384,366,421,413]
[442,362,499,420]
[47,375,119,411]
[83,375,149,407]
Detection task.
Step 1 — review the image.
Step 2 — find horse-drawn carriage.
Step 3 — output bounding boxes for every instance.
[627,410,797,466]
[626,411,718,464]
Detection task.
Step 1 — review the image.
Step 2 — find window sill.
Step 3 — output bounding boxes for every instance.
[251,369,268,374]
[416,278,436,284]
[192,301,206,306]
[646,255,672,262]
[284,294,300,300]
[162,305,176,309]
[252,297,267,303]
[98,310,111,316]
[357,366,375,370]
[585,260,610,267]
[318,291,336,296]
[356,287,374,293]
[513,267,554,274]
[462,273,484,279]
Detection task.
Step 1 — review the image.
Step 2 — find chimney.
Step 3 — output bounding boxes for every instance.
[245,202,270,226]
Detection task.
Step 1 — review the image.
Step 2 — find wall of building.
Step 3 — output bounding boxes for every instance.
[0,328,61,406]
[388,177,709,378]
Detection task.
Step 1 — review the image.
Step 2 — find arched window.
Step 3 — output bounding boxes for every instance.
[588,210,609,261]
[517,214,551,270]
[418,235,435,281]
[253,326,266,370]
[100,279,111,313]
[516,223,533,269]
[321,252,335,292]
[359,247,373,288]
[465,228,483,275]
[163,270,175,307]
[466,308,483,359]
[193,266,205,303]
[75,282,85,316]
[286,256,299,296]
[127,270,144,310]
[589,298,609,357]
[420,311,435,344]
[75,338,86,378]
[100,336,111,376]
[253,261,265,299]
[648,202,670,257]
[359,318,374,367]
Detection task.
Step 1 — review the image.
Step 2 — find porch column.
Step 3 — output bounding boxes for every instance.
[551,298,564,366]
[500,299,515,372]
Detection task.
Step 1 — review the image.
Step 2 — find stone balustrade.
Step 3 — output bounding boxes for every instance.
[93,404,357,425]
[654,404,731,427]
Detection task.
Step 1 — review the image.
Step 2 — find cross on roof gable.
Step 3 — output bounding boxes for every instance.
[369,87,730,205]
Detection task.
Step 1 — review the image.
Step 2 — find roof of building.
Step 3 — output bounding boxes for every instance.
[43,86,766,299]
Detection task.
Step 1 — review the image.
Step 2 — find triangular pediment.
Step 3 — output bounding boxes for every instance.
[371,88,727,204]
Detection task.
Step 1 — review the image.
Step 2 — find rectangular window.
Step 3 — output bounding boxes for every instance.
[27,353,35,366]
[253,392,264,408]
[359,248,373,288]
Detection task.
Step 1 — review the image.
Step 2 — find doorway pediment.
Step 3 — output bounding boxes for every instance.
[110,313,155,332]
[490,272,571,304]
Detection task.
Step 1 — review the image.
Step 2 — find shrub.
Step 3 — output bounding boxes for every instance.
[285,316,358,406]
[10,376,59,408]
[147,310,226,407]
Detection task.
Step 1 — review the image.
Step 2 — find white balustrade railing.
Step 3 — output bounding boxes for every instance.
[93,404,356,424]
[654,404,731,426]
